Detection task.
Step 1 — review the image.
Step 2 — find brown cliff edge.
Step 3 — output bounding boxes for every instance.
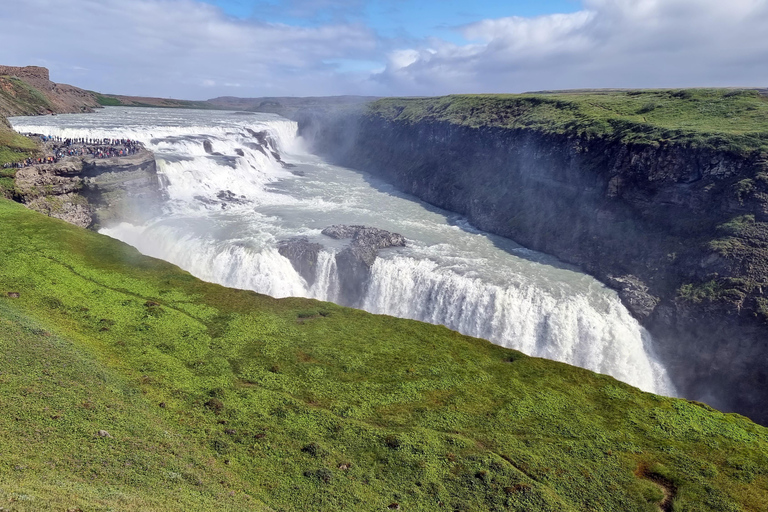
[0,65,100,116]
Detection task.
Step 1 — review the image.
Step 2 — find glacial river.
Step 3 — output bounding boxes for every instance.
[10,107,675,395]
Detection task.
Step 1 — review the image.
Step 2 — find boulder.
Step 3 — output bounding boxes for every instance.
[278,237,323,286]
[321,225,406,306]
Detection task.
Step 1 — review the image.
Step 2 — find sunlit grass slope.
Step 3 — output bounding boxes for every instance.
[0,198,767,511]
[370,89,768,154]
[0,119,37,199]
[0,117,36,166]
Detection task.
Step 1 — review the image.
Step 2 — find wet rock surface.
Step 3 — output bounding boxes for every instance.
[245,128,294,167]
[277,226,406,302]
[606,275,660,320]
[307,113,768,424]
[322,225,406,306]
[278,237,323,286]
[11,147,161,228]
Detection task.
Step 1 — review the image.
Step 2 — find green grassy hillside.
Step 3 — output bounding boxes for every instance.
[0,118,37,199]
[0,118,37,166]
[0,76,54,117]
[369,90,768,154]
[93,92,220,110]
[1,199,767,511]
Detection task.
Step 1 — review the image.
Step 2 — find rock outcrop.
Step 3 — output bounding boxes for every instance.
[0,65,99,116]
[322,225,406,306]
[0,66,50,81]
[277,226,406,304]
[13,149,162,228]
[305,110,768,425]
[277,237,323,286]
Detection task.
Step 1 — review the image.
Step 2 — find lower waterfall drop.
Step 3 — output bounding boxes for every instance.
[9,106,677,398]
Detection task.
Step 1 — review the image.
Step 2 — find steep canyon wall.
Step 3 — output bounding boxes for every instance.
[303,109,768,424]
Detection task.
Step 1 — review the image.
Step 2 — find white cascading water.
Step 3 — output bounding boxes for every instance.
[10,107,676,396]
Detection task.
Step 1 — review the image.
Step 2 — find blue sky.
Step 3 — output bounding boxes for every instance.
[202,0,580,40]
[2,0,768,99]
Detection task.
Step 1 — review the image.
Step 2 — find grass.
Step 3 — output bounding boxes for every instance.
[368,89,768,155]
[92,92,221,110]
[0,76,53,117]
[92,92,122,107]
[0,119,37,167]
[0,199,767,510]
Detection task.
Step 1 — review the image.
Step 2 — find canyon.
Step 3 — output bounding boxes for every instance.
[300,92,768,424]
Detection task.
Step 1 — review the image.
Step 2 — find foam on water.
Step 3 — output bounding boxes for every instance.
[10,107,676,396]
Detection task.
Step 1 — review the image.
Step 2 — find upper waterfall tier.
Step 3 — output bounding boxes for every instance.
[10,107,676,397]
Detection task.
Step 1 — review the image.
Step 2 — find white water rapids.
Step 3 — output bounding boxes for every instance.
[10,107,675,396]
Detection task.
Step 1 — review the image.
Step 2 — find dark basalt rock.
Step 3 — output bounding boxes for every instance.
[305,111,768,424]
[245,128,292,168]
[322,225,406,306]
[203,140,214,154]
[216,190,248,205]
[322,225,406,250]
[606,275,660,320]
[278,237,322,286]
[13,148,161,228]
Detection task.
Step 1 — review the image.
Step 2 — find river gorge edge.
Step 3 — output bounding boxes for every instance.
[301,108,768,425]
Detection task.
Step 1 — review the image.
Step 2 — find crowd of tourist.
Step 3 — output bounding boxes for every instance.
[2,134,144,169]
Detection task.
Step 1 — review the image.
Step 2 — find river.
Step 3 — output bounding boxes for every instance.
[9,107,675,396]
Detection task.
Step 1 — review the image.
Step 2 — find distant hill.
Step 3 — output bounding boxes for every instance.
[0,65,102,167]
[207,95,379,117]
[91,93,380,118]
[93,92,220,110]
[0,65,99,116]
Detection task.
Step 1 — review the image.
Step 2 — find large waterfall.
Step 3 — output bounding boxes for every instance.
[10,107,675,396]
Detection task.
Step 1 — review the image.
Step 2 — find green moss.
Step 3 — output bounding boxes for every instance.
[90,92,221,110]
[678,280,722,303]
[0,198,766,511]
[92,92,122,106]
[0,76,53,116]
[0,117,37,165]
[368,89,768,154]
[733,179,756,204]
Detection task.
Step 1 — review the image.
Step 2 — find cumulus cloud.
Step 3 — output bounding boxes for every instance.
[0,0,380,98]
[375,0,768,94]
[1,0,768,98]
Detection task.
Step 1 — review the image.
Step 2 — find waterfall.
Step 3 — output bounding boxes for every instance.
[10,107,676,397]
[362,255,673,395]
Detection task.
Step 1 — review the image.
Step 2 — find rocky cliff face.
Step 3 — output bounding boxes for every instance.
[306,113,768,425]
[0,65,99,116]
[277,225,406,306]
[13,150,162,228]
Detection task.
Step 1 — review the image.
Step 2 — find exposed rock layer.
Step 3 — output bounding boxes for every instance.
[13,149,161,228]
[305,113,768,424]
[0,65,99,116]
[277,237,323,286]
[277,226,406,305]
[321,225,406,306]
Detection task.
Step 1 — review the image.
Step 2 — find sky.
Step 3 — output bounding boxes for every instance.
[2,0,768,99]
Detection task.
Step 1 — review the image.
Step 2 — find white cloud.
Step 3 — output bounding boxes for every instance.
[375,0,768,95]
[0,0,381,98]
[1,0,768,98]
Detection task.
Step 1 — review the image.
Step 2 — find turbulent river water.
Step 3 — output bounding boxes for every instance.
[10,107,675,396]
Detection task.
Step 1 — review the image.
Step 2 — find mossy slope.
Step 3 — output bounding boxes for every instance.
[0,116,37,167]
[93,92,220,110]
[0,199,767,511]
[369,89,768,154]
